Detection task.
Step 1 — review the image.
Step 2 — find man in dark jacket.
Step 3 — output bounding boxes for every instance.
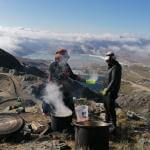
[43,48,97,114]
[101,52,122,127]
[48,48,86,112]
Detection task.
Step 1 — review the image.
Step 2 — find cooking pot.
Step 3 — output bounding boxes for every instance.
[51,112,72,132]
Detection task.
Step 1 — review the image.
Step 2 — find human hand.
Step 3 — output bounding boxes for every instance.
[100,88,108,96]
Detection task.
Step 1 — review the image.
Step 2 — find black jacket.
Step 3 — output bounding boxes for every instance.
[106,60,122,98]
[48,61,84,92]
[49,61,79,82]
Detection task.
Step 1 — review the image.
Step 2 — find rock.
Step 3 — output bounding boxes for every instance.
[96,103,105,112]
[3,104,25,114]
[52,140,71,150]
[31,121,48,134]
[10,102,22,110]
[139,138,150,145]
[16,107,25,113]
[127,111,146,120]
[0,67,9,73]
[117,91,150,119]
[24,74,38,81]
[19,124,32,141]
[0,48,47,78]
[23,124,32,134]
[88,102,105,114]
[22,99,36,107]
[99,113,106,121]
[25,106,41,113]
[9,69,19,75]
[3,106,12,111]
[0,48,24,71]
[3,106,18,113]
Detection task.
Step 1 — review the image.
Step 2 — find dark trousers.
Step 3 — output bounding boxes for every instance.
[104,94,117,126]
[63,92,74,112]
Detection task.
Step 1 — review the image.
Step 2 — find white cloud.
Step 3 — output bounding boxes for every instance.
[0,26,150,61]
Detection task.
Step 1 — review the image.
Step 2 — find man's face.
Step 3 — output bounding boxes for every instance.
[59,52,70,65]
[64,52,70,61]
[105,57,112,65]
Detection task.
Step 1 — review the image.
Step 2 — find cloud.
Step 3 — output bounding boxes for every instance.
[0,26,150,62]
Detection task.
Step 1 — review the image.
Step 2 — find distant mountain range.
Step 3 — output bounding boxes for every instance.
[0,26,150,65]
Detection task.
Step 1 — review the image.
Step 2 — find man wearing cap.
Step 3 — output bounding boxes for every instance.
[43,48,98,115]
[101,52,122,127]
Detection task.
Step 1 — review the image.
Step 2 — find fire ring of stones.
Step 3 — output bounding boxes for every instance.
[0,113,24,135]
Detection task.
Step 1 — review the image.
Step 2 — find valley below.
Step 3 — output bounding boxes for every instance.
[0,55,150,150]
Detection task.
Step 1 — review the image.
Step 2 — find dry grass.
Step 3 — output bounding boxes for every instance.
[123,72,140,82]
[66,140,75,150]
[120,81,134,94]
[130,65,150,79]
[108,109,150,150]
[110,142,149,150]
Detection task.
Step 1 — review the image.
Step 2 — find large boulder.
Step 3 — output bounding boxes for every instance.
[0,48,47,78]
[0,48,24,71]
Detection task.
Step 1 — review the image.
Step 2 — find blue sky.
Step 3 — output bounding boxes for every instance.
[0,0,150,35]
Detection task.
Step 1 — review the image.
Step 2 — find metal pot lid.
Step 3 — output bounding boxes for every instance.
[73,120,109,128]
[52,111,72,117]
[0,113,24,135]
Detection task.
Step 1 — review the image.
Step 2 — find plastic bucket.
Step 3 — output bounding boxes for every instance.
[75,105,89,122]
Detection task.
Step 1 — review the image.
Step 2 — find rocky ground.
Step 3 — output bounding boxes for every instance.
[0,55,150,149]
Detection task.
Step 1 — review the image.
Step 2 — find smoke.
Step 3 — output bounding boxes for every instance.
[43,82,72,116]
[59,53,69,67]
[88,70,99,81]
